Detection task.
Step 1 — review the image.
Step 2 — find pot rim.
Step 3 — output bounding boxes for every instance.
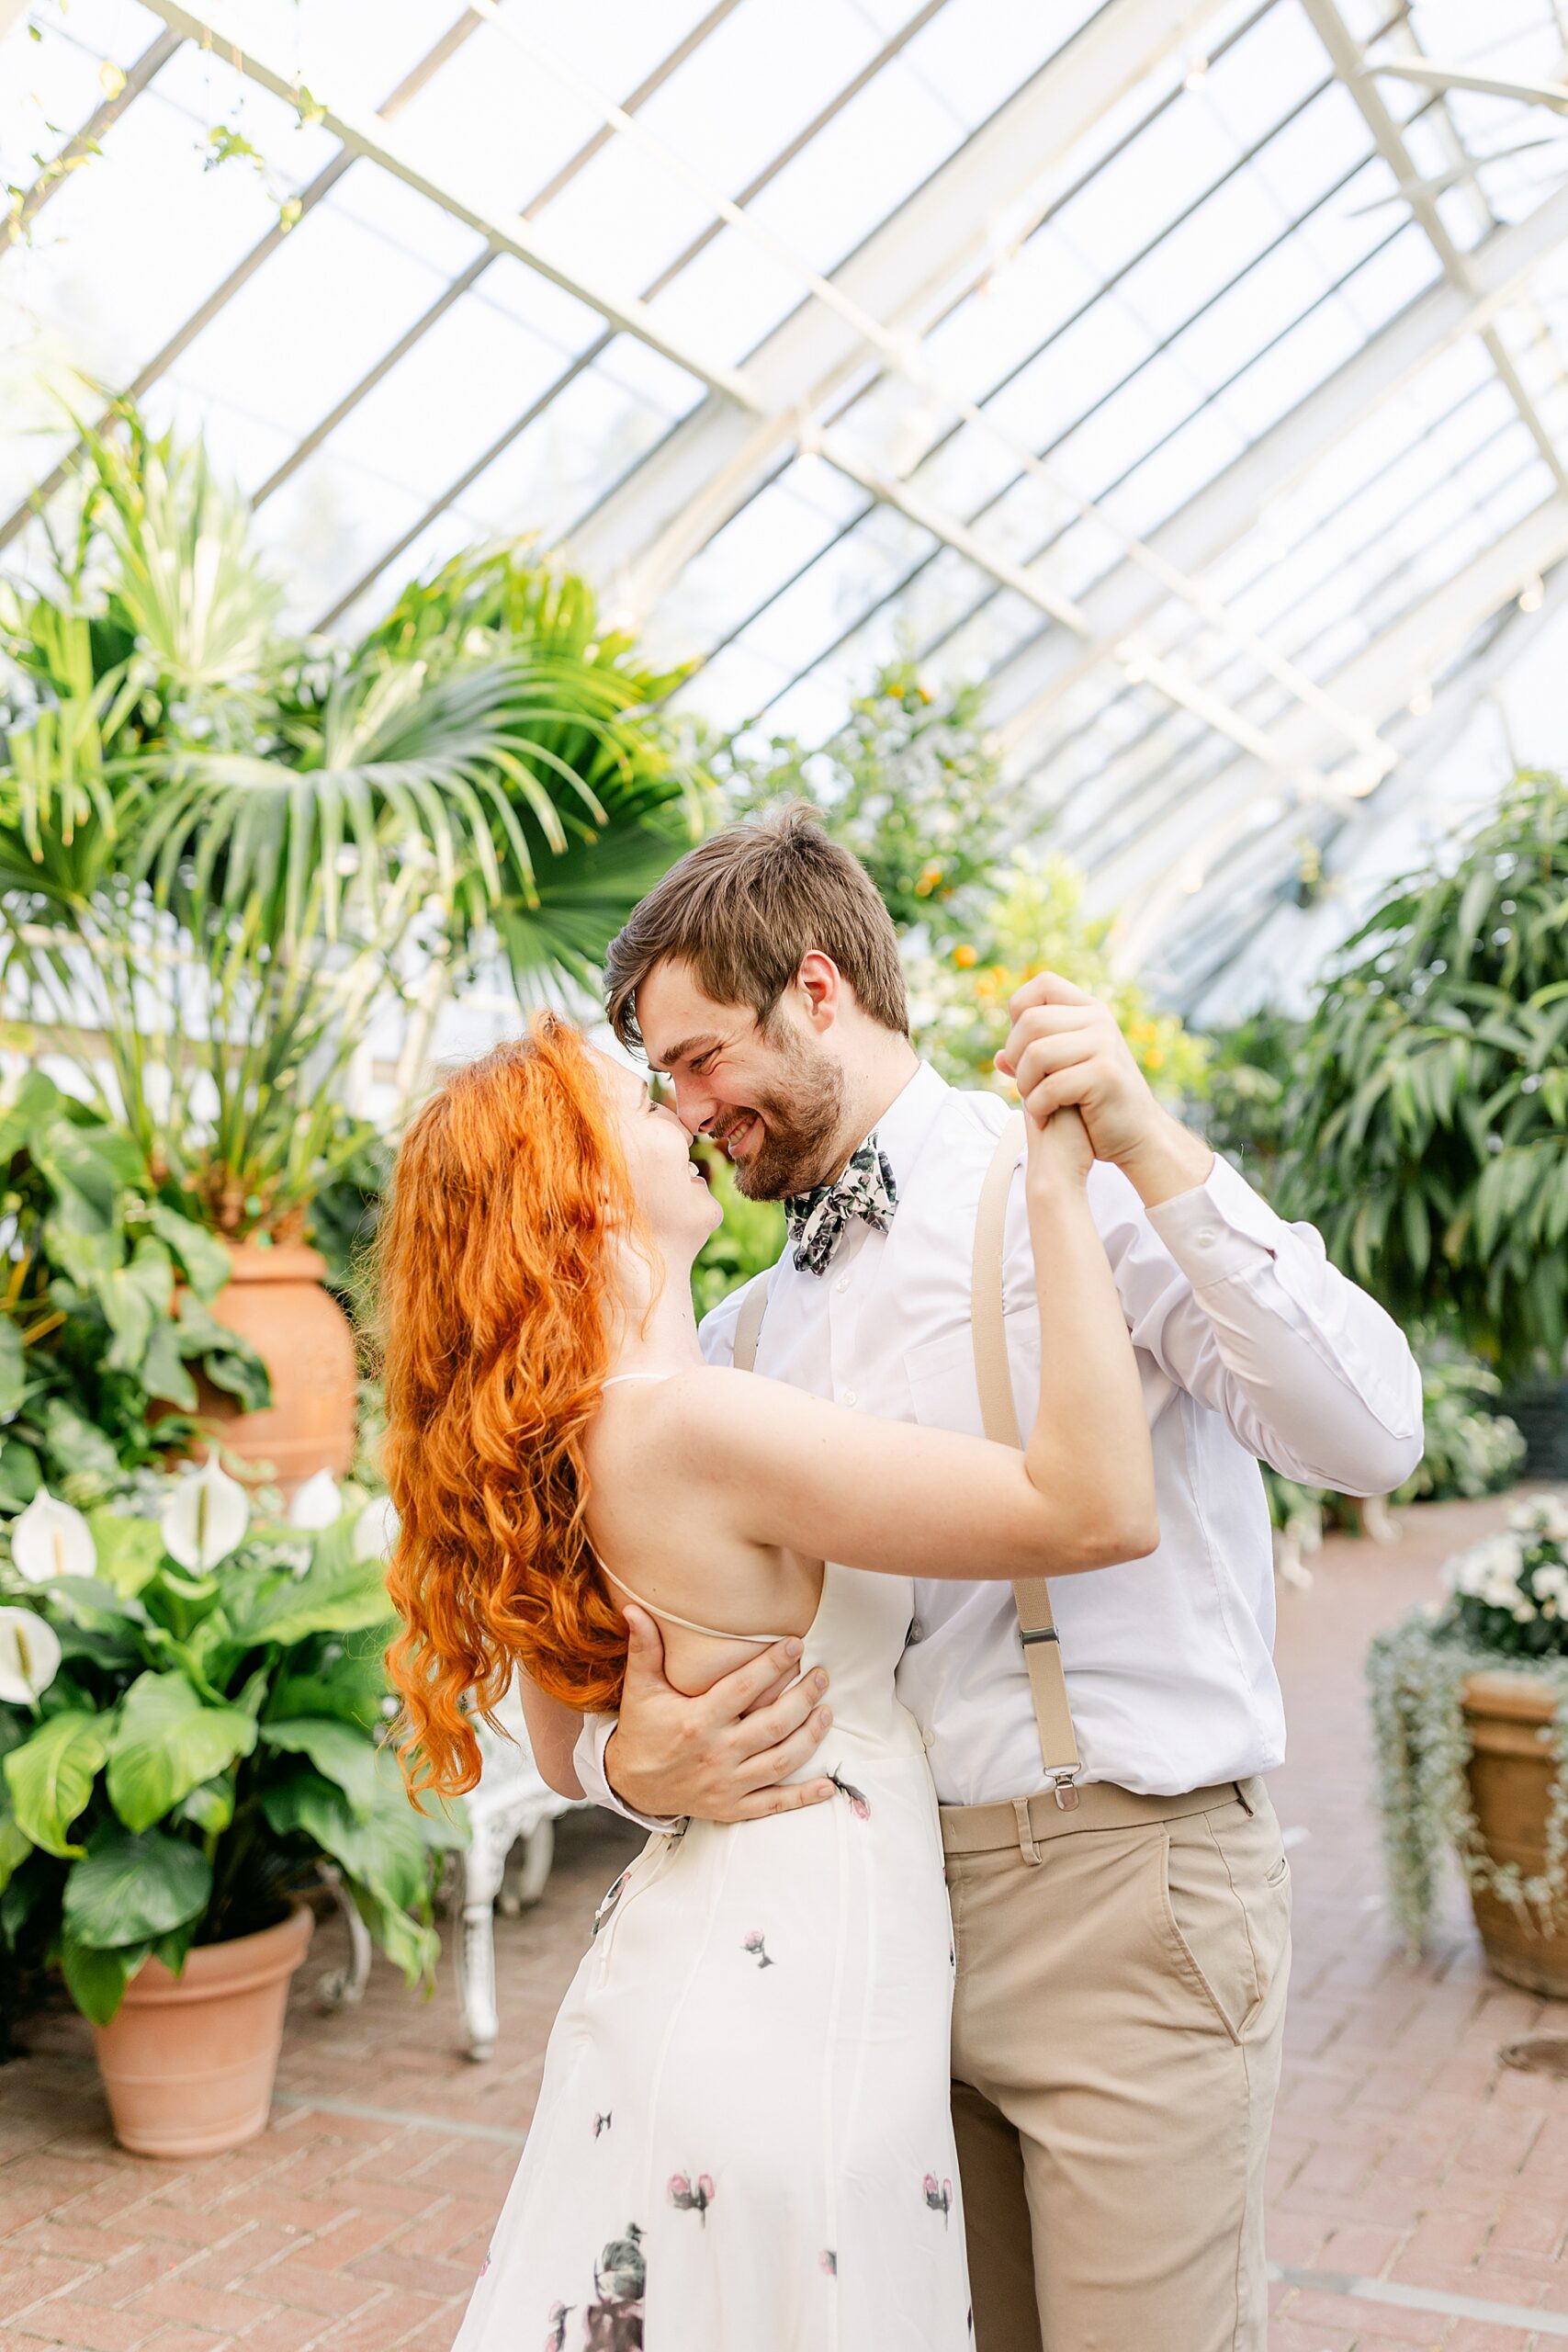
[1462,1666,1564,1720]
[218,1240,328,1283]
[118,1904,315,2008]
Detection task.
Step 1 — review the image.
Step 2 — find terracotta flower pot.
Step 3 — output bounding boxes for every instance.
[1462,1668,1568,1996]
[197,1242,357,1499]
[91,1906,313,2157]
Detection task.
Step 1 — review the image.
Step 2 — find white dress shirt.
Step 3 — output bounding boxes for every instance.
[576,1062,1422,1810]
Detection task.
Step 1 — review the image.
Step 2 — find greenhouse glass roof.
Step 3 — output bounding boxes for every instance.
[7,0,1568,1016]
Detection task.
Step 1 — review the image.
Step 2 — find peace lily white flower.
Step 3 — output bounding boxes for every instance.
[0,1605,62,1704]
[288,1470,343,1532]
[352,1494,400,1562]
[161,1454,250,1572]
[9,1487,96,1585]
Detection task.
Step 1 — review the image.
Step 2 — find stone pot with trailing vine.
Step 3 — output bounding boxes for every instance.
[1370,1493,1568,1996]
[0,1464,461,2153]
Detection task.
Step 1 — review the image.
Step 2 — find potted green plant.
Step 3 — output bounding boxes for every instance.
[1370,1493,1568,1996]
[0,1068,268,1508]
[0,412,705,1488]
[0,1463,459,2154]
[1279,775,1568,1451]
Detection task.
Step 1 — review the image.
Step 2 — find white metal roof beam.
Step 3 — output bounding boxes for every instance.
[567,0,1237,605]
[1098,492,1568,957]
[818,435,1313,774]
[3,23,182,252]
[0,6,485,557]
[1302,0,1568,493]
[1369,58,1568,116]
[989,167,1568,756]
[135,1,763,411]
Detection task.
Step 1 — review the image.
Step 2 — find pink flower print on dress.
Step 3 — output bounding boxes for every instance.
[592,2110,613,2138]
[828,1765,870,1820]
[544,2304,570,2350]
[742,1930,775,1968]
[818,2249,837,2276]
[668,2172,716,2224]
[923,2174,954,2226]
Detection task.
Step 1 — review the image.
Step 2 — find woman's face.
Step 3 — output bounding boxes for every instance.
[596,1051,722,1251]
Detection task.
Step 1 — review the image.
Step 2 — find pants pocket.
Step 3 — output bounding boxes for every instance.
[1157,1801,1291,2042]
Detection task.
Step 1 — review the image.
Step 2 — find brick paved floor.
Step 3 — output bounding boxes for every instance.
[6,1488,1568,2350]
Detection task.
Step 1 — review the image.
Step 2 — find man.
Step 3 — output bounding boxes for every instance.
[571,806,1421,2351]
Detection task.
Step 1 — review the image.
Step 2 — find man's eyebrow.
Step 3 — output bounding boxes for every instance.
[649,1033,719,1073]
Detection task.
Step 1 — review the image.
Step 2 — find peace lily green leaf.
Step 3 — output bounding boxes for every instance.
[261,1770,428,1912]
[62,1823,210,1948]
[87,1509,166,1599]
[105,1671,257,1834]
[174,1772,234,1836]
[227,1547,389,1647]
[259,1717,380,1820]
[61,1934,150,2026]
[0,1804,32,1893]
[3,1708,106,1856]
[0,1320,25,1422]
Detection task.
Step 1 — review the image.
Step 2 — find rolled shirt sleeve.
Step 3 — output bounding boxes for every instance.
[1089,1153,1424,1498]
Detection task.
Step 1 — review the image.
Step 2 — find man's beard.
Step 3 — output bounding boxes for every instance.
[709,1032,847,1201]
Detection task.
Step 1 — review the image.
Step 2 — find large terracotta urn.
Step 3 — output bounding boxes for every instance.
[197,1242,357,1498]
[92,1907,313,2157]
[1462,1668,1568,1996]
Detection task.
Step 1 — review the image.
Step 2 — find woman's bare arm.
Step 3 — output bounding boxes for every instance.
[664,1109,1158,1583]
[513,1672,585,1800]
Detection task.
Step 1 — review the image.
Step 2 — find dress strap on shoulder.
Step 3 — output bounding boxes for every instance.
[601,1372,676,1388]
[597,1561,793,1646]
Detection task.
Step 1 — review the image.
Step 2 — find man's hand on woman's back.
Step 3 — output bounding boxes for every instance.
[604,1607,837,1822]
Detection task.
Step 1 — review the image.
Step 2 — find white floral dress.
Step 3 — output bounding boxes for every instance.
[453,1561,972,2351]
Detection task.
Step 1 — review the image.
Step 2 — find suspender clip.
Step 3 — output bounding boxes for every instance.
[1020,1626,1059,1647]
[1050,1770,1081,1813]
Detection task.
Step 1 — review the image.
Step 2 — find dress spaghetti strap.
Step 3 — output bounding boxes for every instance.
[597,1561,795,1646]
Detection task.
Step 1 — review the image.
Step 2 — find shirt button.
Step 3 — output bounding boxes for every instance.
[835,1275,850,1294]
[840,1388,857,1407]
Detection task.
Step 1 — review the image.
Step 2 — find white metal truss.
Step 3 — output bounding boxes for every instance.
[567,0,1238,601]
[112,0,1366,770]
[1302,0,1568,495]
[2,24,181,250]
[991,169,1568,763]
[1368,58,1568,117]
[134,1,765,412]
[1102,492,1568,964]
[0,6,486,556]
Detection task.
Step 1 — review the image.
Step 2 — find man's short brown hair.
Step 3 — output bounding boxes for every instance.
[604,804,908,1051]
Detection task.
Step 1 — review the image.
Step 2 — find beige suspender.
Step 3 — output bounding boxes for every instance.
[732,1271,771,1376]
[729,1118,1082,1806]
[971,1114,1082,1807]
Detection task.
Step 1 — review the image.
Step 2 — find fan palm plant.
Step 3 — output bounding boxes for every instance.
[0,410,704,1242]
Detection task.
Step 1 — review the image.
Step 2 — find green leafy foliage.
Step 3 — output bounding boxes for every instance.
[0,1070,268,1504]
[0,1478,460,2023]
[0,413,705,1246]
[1275,775,1568,1373]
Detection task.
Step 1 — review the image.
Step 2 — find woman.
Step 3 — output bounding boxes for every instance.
[379,1015,1156,2352]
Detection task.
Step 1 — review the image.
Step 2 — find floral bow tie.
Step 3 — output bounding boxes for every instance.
[784,1138,899,1277]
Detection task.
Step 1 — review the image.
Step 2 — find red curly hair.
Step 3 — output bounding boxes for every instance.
[378,1018,642,1797]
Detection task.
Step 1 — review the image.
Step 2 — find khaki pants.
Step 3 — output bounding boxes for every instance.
[942,1778,1291,2352]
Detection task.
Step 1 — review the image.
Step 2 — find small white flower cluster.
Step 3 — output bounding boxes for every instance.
[1443,1495,1568,1626]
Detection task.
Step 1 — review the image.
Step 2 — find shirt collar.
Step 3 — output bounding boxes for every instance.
[855,1059,948,1179]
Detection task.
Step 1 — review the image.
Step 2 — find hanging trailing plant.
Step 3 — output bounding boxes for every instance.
[1370,1496,1568,1954]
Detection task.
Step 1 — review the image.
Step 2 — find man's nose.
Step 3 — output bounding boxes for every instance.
[671,1074,712,1136]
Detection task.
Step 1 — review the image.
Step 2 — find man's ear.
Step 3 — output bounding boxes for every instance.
[795,950,841,1032]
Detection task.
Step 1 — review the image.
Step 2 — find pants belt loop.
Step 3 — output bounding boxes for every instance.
[1234,1778,1255,1816]
[1012,1798,1043,1867]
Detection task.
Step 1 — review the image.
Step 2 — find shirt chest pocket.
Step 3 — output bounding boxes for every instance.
[904,1317,1040,1442]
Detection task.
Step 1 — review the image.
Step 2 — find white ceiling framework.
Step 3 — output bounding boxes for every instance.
[6,0,1568,1013]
